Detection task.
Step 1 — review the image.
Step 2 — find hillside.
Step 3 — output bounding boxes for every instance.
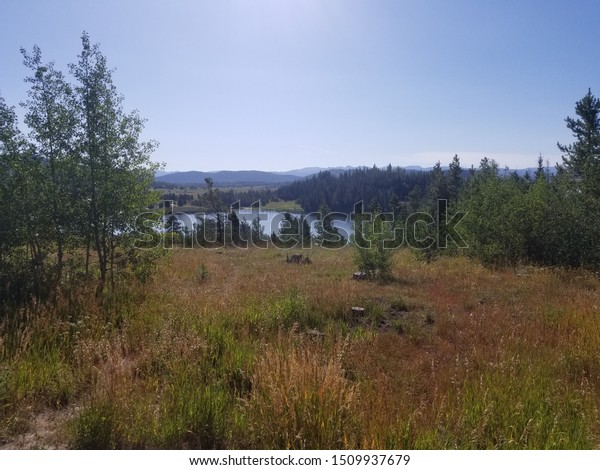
[155,170,304,186]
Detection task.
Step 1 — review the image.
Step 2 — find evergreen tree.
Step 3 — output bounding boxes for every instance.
[447,154,463,203]
[274,212,300,248]
[557,89,600,195]
[535,153,546,181]
[427,161,447,206]
[203,177,224,243]
[352,206,395,281]
[315,203,346,248]
[251,215,267,247]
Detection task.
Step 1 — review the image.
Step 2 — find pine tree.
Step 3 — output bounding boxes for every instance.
[315,203,346,248]
[535,153,546,181]
[557,89,600,194]
[426,161,447,208]
[447,154,463,203]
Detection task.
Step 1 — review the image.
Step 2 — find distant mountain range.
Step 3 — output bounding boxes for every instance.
[154,167,354,186]
[154,165,556,186]
[155,170,303,186]
[272,166,355,177]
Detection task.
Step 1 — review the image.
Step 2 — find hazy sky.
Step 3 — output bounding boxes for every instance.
[1,0,599,172]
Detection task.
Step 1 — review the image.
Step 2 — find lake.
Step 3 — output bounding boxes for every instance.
[170,209,353,240]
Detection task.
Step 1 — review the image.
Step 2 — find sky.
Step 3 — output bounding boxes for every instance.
[1,0,599,172]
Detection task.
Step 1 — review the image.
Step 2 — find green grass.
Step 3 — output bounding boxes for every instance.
[419,358,592,449]
[261,200,303,211]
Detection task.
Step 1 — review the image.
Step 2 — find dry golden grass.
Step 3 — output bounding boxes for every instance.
[1,246,600,448]
[244,331,359,449]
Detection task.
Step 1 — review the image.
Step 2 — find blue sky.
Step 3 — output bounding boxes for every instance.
[1,0,599,172]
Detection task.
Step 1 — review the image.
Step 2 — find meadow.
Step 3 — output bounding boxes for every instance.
[1,246,599,449]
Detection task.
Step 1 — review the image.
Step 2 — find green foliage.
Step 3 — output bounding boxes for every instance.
[315,203,347,248]
[447,154,464,203]
[196,263,209,282]
[21,46,79,284]
[251,215,268,247]
[459,151,600,270]
[70,32,160,290]
[1,33,162,308]
[165,214,183,233]
[352,209,396,281]
[529,174,600,269]
[458,92,600,270]
[272,212,311,248]
[558,88,600,196]
[459,160,529,267]
[128,245,166,284]
[71,403,118,449]
[12,351,74,408]
[412,156,465,262]
[278,167,432,213]
[155,380,232,449]
[0,93,55,304]
[426,360,592,449]
[244,288,318,333]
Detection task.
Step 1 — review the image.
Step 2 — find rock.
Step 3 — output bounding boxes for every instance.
[306,328,325,337]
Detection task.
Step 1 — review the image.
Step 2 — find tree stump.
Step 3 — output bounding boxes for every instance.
[351,306,365,317]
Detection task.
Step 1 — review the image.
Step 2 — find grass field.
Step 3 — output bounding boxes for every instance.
[1,247,599,449]
[261,200,303,212]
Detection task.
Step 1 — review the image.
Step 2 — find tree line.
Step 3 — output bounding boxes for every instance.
[277,89,600,272]
[277,165,432,213]
[456,94,600,270]
[159,186,279,209]
[0,33,159,306]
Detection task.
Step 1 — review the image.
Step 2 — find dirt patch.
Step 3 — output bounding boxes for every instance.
[343,296,434,336]
[1,407,74,449]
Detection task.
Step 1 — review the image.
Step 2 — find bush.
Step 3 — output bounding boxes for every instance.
[352,213,396,281]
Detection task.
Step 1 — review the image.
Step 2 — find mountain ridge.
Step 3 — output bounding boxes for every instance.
[154,170,302,186]
[155,165,556,186]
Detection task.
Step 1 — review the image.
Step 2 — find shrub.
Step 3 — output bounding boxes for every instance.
[352,212,396,281]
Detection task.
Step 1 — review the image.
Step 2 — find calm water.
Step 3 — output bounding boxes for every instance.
[171,209,353,239]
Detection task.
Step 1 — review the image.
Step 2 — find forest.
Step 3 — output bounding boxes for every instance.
[276,165,433,213]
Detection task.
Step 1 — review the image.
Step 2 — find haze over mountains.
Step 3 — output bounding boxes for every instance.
[154,166,353,185]
[154,165,553,186]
